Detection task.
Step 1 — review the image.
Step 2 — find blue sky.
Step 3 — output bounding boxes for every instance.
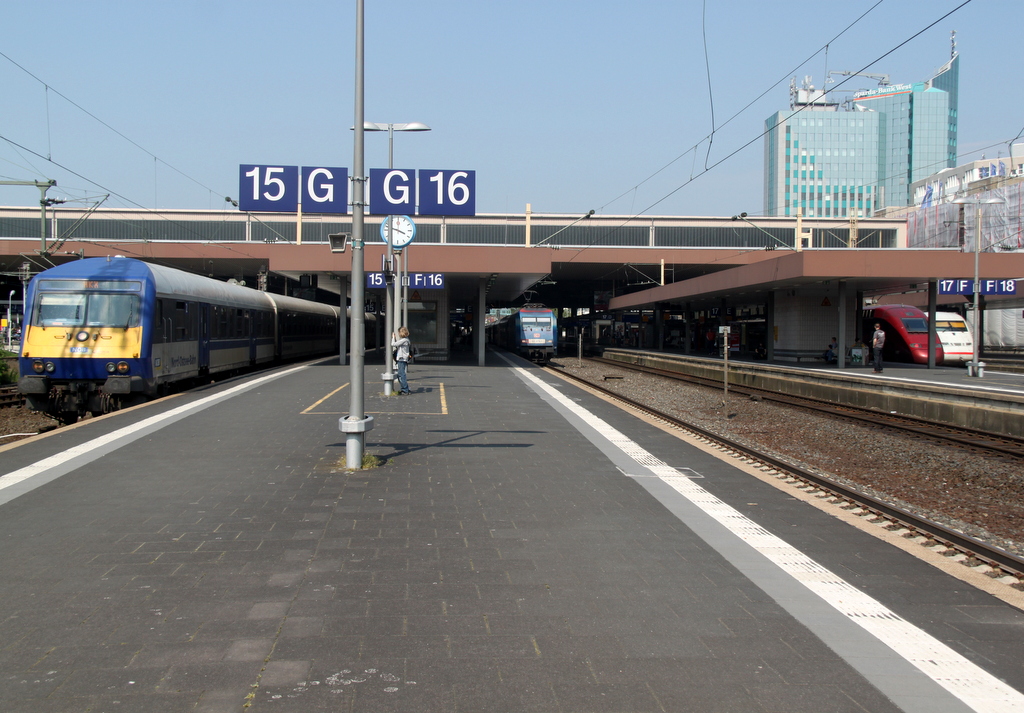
[1,0,1020,219]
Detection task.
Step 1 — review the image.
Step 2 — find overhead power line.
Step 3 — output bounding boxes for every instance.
[578,0,975,261]
[0,49,220,199]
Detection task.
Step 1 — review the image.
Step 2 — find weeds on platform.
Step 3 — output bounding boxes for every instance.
[338,453,384,470]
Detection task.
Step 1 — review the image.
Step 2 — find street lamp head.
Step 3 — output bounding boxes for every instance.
[360,121,431,132]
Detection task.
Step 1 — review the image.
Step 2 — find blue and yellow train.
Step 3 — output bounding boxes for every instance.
[489,305,558,362]
[18,257,339,422]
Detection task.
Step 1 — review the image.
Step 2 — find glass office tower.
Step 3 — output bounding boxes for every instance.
[764,53,959,218]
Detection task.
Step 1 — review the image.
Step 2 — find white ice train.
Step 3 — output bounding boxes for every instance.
[932,311,974,365]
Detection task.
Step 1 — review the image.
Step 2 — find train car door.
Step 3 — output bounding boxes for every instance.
[247,310,256,364]
[198,303,210,371]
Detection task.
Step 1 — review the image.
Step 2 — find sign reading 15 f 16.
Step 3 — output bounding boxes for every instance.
[367,273,446,289]
[939,279,1017,295]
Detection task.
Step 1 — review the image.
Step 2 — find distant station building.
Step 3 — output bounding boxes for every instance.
[764,38,959,218]
[911,143,1024,208]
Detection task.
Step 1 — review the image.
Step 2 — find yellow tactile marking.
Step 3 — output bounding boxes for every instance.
[303,382,448,416]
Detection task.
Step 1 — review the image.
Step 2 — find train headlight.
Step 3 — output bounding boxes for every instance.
[106,362,116,374]
[75,331,90,342]
[45,362,56,373]
[33,360,45,374]
[116,361,130,375]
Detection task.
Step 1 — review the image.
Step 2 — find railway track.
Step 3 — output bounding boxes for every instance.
[547,361,1024,582]
[588,356,1024,460]
[0,385,24,409]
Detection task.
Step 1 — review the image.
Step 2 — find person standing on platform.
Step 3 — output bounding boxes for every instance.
[392,326,412,395]
[871,323,886,373]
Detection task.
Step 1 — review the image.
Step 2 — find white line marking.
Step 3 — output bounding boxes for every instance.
[512,363,1024,713]
[0,365,309,493]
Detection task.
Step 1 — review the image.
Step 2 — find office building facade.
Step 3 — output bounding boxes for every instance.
[764,52,959,218]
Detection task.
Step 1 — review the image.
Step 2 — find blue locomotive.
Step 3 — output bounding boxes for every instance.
[490,305,558,362]
[18,257,339,422]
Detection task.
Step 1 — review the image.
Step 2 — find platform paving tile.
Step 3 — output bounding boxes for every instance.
[187,618,285,643]
[0,360,977,712]
[268,635,364,662]
[749,682,889,713]
[7,693,202,713]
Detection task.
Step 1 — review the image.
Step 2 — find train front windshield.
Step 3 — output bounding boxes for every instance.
[935,319,968,332]
[32,292,141,328]
[522,316,552,330]
[901,317,928,333]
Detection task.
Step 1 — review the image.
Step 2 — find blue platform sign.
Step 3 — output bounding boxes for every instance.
[408,272,445,289]
[368,169,416,215]
[240,163,474,216]
[366,272,388,289]
[367,272,445,289]
[368,169,476,216]
[301,166,348,214]
[239,165,298,212]
[939,279,1017,295]
[418,169,475,216]
[238,165,348,214]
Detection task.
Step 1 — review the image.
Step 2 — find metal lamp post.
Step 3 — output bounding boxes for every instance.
[363,121,430,395]
[952,195,1006,377]
[6,290,13,351]
[338,0,374,470]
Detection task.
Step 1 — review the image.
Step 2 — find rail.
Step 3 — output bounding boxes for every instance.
[547,361,1024,580]
[592,355,1024,458]
[0,385,24,409]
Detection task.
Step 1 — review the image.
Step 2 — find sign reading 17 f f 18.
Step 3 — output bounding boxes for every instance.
[939,279,1017,295]
[238,165,476,216]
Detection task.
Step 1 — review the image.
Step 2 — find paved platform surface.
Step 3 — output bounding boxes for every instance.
[1,351,1023,712]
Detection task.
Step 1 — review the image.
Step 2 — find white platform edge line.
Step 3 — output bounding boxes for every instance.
[515,365,1024,713]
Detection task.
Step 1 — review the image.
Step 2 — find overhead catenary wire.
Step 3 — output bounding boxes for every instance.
[0,132,273,256]
[598,0,887,216]
[0,49,219,199]
[701,0,715,172]
[577,0,976,262]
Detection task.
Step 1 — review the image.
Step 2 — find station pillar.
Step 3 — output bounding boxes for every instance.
[837,280,847,369]
[927,280,938,368]
[684,302,692,354]
[476,277,486,366]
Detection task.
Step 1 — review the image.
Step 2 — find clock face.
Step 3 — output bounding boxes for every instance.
[381,215,416,247]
